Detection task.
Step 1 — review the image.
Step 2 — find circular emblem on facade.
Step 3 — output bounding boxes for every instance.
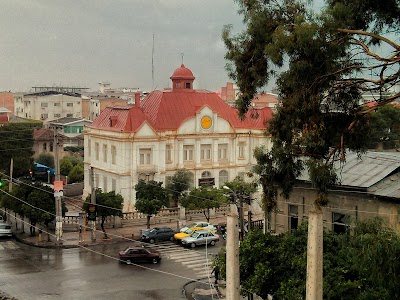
[201,116,212,129]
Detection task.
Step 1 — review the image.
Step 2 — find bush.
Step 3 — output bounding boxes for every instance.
[60,157,73,176]
[68,165,84,183]
[36,153,55,169]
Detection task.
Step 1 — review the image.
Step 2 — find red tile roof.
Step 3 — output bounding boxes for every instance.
[34,128,55,141]
[90,89,273,132]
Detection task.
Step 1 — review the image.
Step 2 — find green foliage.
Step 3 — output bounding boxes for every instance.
[224,0,400,206]
[166,169,192,207]
[219,218,400,299]
[181,187,227,221]
[36,153,55,169]
[68,165,84,183]
[0,123,37,177]
[135,180,169,228]
[368,104,400,150]
[1,182,67,235]
[64,146,84,153]
[223,176,257,204]
[68,154,84,167]
[83,189,123,238]
[60,157,73,176]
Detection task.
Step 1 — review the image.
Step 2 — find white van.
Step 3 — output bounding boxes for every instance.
[0,223,12,237]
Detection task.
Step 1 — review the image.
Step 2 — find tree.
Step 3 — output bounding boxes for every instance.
[166,169,192,207]
[36,153,55,169]
[218,218,400,299]
[224,1,399,293]
[83,189,123,239]
[0,123,38,177]
[134,180,169,229]
[180,187,227,222]
[68,165,84,183]
[60,157,73,176]
[223,176,257,204]
[368,104,400,150]
[2,182,67,236]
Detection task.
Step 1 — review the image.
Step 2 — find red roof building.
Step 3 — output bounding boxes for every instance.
[85,64,273,212]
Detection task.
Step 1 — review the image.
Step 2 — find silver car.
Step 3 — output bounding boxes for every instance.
[181,230,219,248]
[0,223,12,238]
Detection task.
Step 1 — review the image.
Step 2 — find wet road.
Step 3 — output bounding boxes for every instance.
[0,239,202,300]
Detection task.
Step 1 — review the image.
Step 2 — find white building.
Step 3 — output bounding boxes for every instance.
[14,90,82,122]
[84,64,273,212]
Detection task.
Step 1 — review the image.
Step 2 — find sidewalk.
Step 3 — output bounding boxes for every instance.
[12,215,229,300]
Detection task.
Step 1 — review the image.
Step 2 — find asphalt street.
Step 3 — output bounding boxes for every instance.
[0,238,222,300]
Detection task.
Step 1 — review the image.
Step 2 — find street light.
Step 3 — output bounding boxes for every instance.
[223,186,245,241]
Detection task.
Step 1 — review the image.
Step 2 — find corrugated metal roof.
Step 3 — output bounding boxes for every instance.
[299,152,400,195]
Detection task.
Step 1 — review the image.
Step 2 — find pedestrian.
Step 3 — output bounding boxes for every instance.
[211,265,220,285]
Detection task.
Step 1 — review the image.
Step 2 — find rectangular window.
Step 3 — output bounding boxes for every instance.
[289,205,299,232]
[112,179,116,191]
[66,103,73,107]
[54,103,61,107]
[200,144,212,160]
[185,82,190,89]
[166,144,172,162]
[40,114,48,119]
[332,212,350,234]
[54,114,61,118]
[238,142,246,158]
[139,148,152,165]
[183,145,194,161]
[43,143,47,151]
[41,102,48,107]
[111,145,116,164]
[66,113,73,117]
[218,144,228,160]
[103,144,107,162]
[103,177,107,192]
[95,143,99,160]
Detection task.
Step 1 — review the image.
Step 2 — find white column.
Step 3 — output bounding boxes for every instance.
[226,213,240,300]
[306,209,323,300]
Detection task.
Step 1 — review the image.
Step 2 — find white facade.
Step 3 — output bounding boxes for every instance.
[83,107,271,212]
[14,92,82,122]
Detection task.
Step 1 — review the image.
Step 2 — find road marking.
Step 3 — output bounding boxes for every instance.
[5,241,18,249]
[0,244,4,250]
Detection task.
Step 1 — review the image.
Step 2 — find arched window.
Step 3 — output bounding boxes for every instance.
[43,143,47,151]
[201,171,212,178]
[49,142,53,152]
[219,170,229,186]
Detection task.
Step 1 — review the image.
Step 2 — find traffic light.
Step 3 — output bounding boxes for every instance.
[87,204,97,221]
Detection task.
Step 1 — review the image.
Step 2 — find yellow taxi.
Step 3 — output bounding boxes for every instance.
[174,227,213,242]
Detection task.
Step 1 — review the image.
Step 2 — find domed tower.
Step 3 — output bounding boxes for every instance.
[170,64,195,92]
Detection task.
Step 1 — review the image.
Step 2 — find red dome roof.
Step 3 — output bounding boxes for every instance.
[170,64,195,80]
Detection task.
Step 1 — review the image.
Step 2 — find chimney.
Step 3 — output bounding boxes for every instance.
[109,116,118,127]
[135,92,141,107]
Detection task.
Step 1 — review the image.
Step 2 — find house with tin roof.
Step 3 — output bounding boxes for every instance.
[272,151,400,234]
[84,64,273,212]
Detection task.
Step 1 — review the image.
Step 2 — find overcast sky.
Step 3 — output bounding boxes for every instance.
[0,0,248,93]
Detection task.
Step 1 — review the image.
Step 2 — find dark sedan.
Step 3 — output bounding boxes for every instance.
[141,227,176,243]
[119,246,161,264]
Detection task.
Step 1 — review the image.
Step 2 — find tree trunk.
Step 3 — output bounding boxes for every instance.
[146,215,151,229]
[101,216,108,239]
[203,209,210,222]
[30,221,36,236]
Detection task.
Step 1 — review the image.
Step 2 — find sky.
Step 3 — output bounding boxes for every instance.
[0,0,247,93]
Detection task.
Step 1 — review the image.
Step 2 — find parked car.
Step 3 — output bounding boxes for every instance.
[179,222,216,233]
[181,230,220,248]
[174,226,214,242]
[141,227,176,243]
[119,246,161,264]
[0,223,12,238]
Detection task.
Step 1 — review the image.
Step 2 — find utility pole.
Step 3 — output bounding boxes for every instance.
[306,208,323,300]
[54,128,63,244]
[90,167,96,241]
[223,186,245,240]
[9,158,13,193]
[226,213,240,300]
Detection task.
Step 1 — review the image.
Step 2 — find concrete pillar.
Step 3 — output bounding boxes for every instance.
[210,207,216,218]
[179,205,186,220]
[226,213,240,300]
[306,209,323,300]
